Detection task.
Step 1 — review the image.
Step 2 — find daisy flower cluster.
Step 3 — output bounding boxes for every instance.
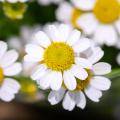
[1,0,120,113]
[24,24,111,111]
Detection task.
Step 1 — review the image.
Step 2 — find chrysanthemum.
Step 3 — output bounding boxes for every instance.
[0,41,22,102]
[56,0,120,46]
[24,24,92,91]
[48,48,111,111]
[38,0,63,5]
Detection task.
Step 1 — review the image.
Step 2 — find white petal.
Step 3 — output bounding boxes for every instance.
[24,55,41,62]
[39,70,56,90]
[75,57,92,69]
[50,72,62,91]
[2,78,20,93]
[115,19,120,34]
[4,63,22,76]
[88,47,104,64]
[24,44,44,62]
[0,50,18,68]
[71,0,96,11]
[76,92,86,109]
[66,30,81,46]
[31,64,47,80]
[25,44,44,56]
[77,13,98,35]
[0,78,20,102]
[70,65,88,80]
[0,41,7,60]
[22,61,37,77]
[93,62,111,75]
[0,90,14,102]
[47,25,61,42]
[73,38,90,53]
[58,24,72,42]
[90,76,111,91]
[93,25,117,46]
[85,85,102,102]
[62,92,76,111]
[56,2,72,22]
[63,70,76,90]
[34,31,51,48]
[48,88,65,105]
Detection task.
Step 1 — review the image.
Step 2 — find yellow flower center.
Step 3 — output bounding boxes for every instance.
[63,70,93,91]
[3,2,27,19]
[71,8,83,29]
[0,67,4,85]
[75,70,93,91]
[44,42,75,71]
[93,0,120,24]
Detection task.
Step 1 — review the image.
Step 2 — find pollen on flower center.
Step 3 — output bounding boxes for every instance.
[75,70,93,91]
[0,67,4,85]
[44,42,75,71]
[93,0,120,24]
[71,8,83,29]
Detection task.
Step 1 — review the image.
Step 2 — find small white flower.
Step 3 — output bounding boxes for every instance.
[0,41,22,102]
[56,0,120,46]
[8,25,41,76]
[48,50,111,111]
[24,24,92,91]
[38,0,63,6]
[0,0,28,3]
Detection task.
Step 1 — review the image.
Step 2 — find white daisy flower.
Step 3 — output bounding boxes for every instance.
[8,25,41,77]
[0,0,28,3]
[48,49,111,111]
[56,0,120,46]
[38,0,63,6]
[24,24,92,91]
[0,41,22,102]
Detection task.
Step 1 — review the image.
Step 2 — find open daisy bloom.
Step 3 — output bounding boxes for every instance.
[24,24,92,91]
[48,47,111,111]
[0,41,22,102]
[56,0,120,46]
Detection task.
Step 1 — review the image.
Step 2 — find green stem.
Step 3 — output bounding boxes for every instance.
[106,68,120,80]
